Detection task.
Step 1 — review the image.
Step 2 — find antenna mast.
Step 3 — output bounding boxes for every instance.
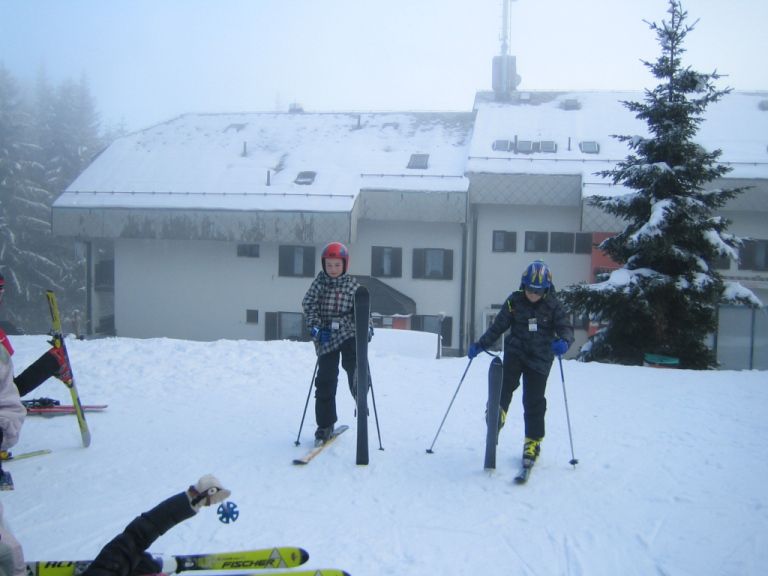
[493,0,519,99]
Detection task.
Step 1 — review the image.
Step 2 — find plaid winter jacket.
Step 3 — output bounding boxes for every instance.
[302,272,361,356]
[478,289,574,375]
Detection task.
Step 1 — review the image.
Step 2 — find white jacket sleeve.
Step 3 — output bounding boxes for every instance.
[0,348,26,451]
[0,502,26,576]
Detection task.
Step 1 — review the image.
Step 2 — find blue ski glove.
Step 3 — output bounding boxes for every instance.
[311,327,331,344]
[468,342,483,359]
[551,338,569,357]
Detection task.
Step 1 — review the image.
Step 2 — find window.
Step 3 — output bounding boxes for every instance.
[264,312,306,341]
[571,313,590,330]
[278,245,316,277]
[407,154,429,169]
[294,171,316,185]
[237,244,260,257]
[739,239,768,271]
[492,140,511,152]
[712,253,731,270]
[525,231,549,252]
[94,259,114,291]
[516,140,534,154]
[413,248,453,280]
[579,141,600,154]
[371,246,403,278]
[550,232,575,253]
[492,231,517,253]
[540,140,557,153]
[411,314,453,347]
[246,309,259,324]
[575,233,593,254]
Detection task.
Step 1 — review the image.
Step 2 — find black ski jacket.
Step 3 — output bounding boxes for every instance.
[478,290,574,375]
[82,492,195,576]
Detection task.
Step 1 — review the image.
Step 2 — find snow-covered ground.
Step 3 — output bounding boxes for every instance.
[3,330,767,575]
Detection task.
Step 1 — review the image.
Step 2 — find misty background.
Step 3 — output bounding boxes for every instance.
[1,0,766,332]
[2,0,767,131]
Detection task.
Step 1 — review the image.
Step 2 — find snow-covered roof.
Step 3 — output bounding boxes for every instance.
[56,111,474,212]
[55,91,768,214]
[468,90,768,195]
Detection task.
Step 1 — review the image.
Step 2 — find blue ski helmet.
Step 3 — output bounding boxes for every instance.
[521,260,552,293]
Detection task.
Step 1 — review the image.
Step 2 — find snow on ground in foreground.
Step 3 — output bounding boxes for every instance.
[4,331,768,576]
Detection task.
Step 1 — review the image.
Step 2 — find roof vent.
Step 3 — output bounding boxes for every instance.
[579,141,600,154]
[407,154,429,169]
[561,99,581,111]
[492,140,511,152]
[540,140,557,153]
[516,140,534,154]
[294,171,316,185]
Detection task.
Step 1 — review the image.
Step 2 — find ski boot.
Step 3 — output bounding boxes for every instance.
[522,437,541,468]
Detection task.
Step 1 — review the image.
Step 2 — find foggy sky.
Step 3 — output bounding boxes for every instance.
[1,0,766,131]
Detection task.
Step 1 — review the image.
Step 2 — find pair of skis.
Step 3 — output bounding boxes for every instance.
[23,397,107,416]
[45,290,91,447]
[26,546,350,576]
[483,356,535,484]
[293,285,372,466]
[1,292,88,490]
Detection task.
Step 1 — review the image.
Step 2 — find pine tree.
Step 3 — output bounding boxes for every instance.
[0,63,50,332]
[1,67,103,333]
[561,0,760,369]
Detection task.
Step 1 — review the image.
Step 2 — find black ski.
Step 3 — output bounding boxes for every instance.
[484,356,503,470]
[354,285,370,465]
[514,461,534,484]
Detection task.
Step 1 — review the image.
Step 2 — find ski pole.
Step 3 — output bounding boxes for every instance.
[367,363,384,450]
[558,356,579,467]
[294,357,319,446]
[426,358,473,454]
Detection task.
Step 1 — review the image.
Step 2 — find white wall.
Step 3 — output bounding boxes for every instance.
[354,219,465,347]
[115,239,312,340]
[470,204,591,342]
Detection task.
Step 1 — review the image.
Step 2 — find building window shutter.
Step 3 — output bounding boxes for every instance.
[443,250,453,280]
[303,246,316,276]
[265,312,278,340]
[412,249,425,278]
[575,233,593,254]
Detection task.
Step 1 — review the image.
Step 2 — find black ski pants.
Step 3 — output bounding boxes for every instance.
[500,354,551,440]
[14,350,59,397]
[314,337,356,428]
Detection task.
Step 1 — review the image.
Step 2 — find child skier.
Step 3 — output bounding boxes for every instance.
[0,475,230,576]
[0,272,72,400]
[302,242,371,445]
[468,260,573,466]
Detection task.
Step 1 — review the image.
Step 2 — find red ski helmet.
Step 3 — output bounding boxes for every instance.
[321,242,349,274]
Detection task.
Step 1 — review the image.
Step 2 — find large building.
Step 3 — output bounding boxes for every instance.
[52,89,768,369]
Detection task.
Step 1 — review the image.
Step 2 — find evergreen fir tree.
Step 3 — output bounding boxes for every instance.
[0,63,50,332]
[561,0,760,369]
[1,66,104,332]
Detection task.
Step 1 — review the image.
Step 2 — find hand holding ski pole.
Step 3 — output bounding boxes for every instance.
[187,474,231,511]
